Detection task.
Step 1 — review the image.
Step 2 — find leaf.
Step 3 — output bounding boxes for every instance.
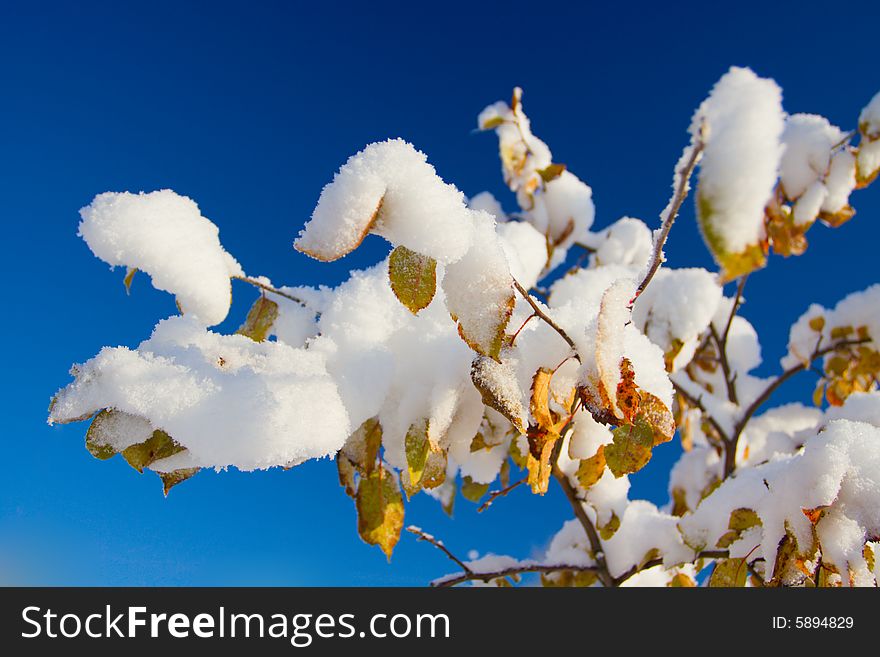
[541,569,598,587]
[480,115,505,130]
[461,475,489,502]
[709,558,748,587]
[121,429,186,473]
[604,415,654,477]
[159,468,199,496]
[667,573,697,587]
[85,409,122,460]
[697,194,767,283]
[575,445,606,490]
[615,358,640,424]
[638,391,675,446]
[341,418,383,475]
[337,454,357,497]
[526,430,558,494]
[236,296,279,342]
[123,267,137,295]
[296,194,385,262]
[404,420,430,490]
[388,245,437,314]
[530,368,555,430]
[470,355,525,433]
[356,464,404,560]
[598,511,620,540]
[717,507,762,548]
[537,163,566,184]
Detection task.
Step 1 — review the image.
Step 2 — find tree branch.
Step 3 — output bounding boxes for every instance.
[633,137,704,303]
[513,278,579,355]
[478,477,526,513]
[432,562,600,588]
[723,336,870,476]
[233,275,306,304]
[406,526,472,575]
[672,381,731,444]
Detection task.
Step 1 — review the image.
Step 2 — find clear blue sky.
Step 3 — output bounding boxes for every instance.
[1,0,877,585]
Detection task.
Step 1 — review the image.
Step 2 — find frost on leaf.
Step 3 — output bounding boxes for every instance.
[236,296,279,342]
[692,67,784,282]
[388,245,437,314]
[443,212,515,361]
[470,355,525,433]
[356,464,404,560]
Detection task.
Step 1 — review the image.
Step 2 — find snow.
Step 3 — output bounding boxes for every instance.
[539,170,595,247]
[295,139,474,264]
[496,220,547,290]
[78,190,243,326]
[693,67,784,253]
[581,217,653,269]
[821,149,857,215]
[859,90,880,140]
[442,211,514,359]
[468,191,506,222]
[857,139,880,182]
[49,315,351,471]
[679,418,880,584]
[779,114,844,200]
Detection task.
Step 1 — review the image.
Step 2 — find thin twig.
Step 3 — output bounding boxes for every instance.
[233,275,305,304]
[709,324,738,405]
[512,278,578,355]
[406,526,472,575]
[633,137,704,303]
[672,381,731,444]
[478,478,527,513]
[721,275,748,350]
[433,562,600,588]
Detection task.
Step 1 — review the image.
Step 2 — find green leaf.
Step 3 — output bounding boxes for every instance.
[598,511,620,540]
[389,245,437,314]
[604,415,654,477]
[121,429,186,473]
[461,475,489,502]
[356,465,404,560]
[404,420,430,491]
[159,468,199,496]
[236,296,279,342]
[85,409,122,460]
[123,267,137,295]
[537,163,566,183]
[709,558,748,587]
[340,418,383,475]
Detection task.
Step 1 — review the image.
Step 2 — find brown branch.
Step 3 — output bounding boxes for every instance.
[513,278,579,355]
[478,478,526,513]
[233,275,306,304]
[672,381,731,444]
[432,562,600,588]
[721,275,748,350]
[406,526,472,575]
[613,550,729,586]
[709,324,738,405]
[551,468,614,587]
[633,138,704,303]
[723,336,870,477]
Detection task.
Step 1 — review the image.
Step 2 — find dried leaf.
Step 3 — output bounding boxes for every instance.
[615,359,640,424]
[388,245,437,314]
[356,464,404,560]
[236,296,279,342]
[530,368,555,430]
[123,267,137,295]
[337,454,357,497]
[537,163,566,184]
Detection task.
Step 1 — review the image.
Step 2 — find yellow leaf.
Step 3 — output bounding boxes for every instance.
[123,267,137,295]
[404,419,430,490]
[526,429,558,494]
[340,418,383,475]
[236,296,279,342]
[537,163,566,183]
[575,445,606,489]
[709,558,748,587]
[697,194,767,282]
[667,573,697,587]
[530,368,555,430]
[388,245,437,314]
[598,511,620,540]
[356,464,404,560]
[480,116,505,130]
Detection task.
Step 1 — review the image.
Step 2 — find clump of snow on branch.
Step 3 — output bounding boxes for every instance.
[79,190,243,326]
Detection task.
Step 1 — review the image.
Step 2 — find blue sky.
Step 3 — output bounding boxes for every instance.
[1,0,878,585]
